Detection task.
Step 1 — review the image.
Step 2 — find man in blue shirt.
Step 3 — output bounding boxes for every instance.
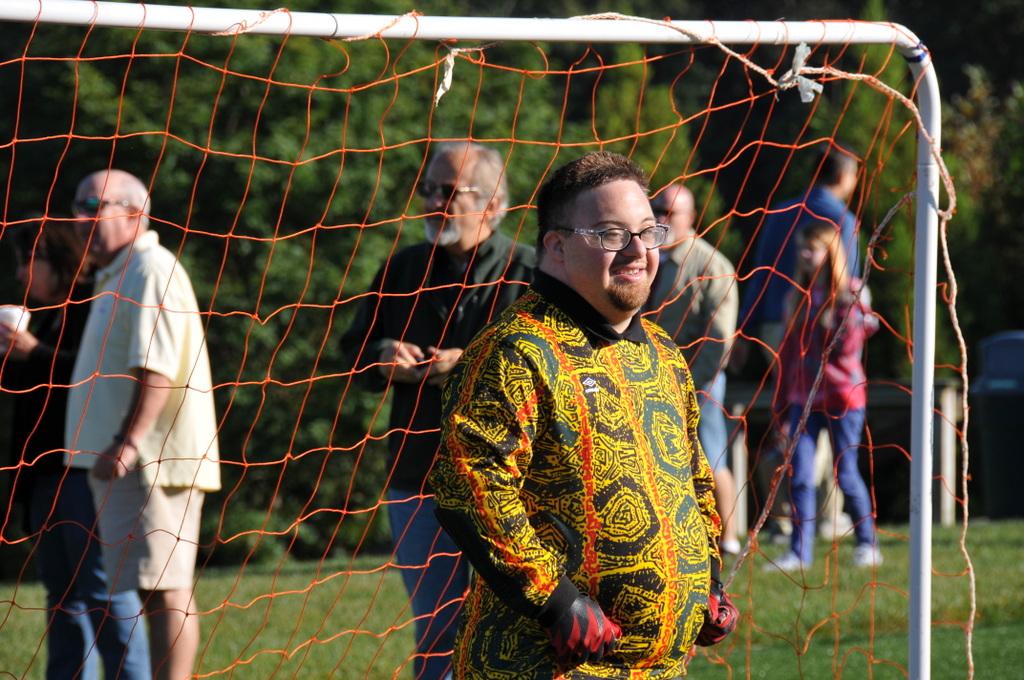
[736,144,860,348]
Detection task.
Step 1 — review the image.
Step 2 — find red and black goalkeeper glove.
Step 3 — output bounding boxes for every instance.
[538,576,621,664]
[696,576,739,646]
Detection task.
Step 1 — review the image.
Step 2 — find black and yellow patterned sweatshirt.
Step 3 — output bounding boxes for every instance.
[429,270,722,679]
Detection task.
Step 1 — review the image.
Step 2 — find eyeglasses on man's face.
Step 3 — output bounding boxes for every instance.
[416,180,480,201]
[71,196,134,216]
[556,223,669,252]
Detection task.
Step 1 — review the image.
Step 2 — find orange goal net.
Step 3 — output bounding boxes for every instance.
[0,4,971,679]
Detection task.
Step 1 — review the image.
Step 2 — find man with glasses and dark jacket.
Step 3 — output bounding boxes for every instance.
[341,142,535,679]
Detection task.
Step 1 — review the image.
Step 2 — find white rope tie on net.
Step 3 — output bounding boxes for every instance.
[339,11,421,43]
[777,42,824,102]
[434,50,457,107]
[212,8,289,37]
[433,43,497,108]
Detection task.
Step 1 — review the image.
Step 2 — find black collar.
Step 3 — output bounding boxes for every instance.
[532,269,647,345]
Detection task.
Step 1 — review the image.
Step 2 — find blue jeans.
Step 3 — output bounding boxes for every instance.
[29,469,150,680]
[787,407,876,564]
[387,490,468,680]
[698,372,729,472]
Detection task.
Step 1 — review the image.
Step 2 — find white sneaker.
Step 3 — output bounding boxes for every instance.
[853,544,883,568]
[764,551,808,573]
[721,538,742,556]
[819,512,854,540]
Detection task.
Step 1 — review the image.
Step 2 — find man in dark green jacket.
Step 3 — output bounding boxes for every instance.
[341,142,535,679]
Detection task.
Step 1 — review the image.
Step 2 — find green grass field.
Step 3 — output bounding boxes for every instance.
[1,520,1021,679]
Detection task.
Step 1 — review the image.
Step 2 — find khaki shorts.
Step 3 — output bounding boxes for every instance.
[89,469,204,592]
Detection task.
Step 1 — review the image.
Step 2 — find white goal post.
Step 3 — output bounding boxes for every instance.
[0,2,944,678]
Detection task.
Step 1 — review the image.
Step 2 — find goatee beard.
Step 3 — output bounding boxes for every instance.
[608,281,650,312]
[424,220,460,247]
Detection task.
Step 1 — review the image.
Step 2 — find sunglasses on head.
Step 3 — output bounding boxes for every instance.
[71,196,134,215]
[649,201,672,215]
[416,180,479,200]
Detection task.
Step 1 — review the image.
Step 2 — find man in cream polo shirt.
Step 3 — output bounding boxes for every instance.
[66,169,220,680]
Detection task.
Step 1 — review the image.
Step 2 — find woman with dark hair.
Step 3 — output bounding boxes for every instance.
[1,217,149,679]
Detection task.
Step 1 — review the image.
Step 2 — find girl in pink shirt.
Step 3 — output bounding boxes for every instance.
[773,220,881,570]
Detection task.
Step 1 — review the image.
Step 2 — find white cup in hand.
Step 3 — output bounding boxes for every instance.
[0,305,31,333]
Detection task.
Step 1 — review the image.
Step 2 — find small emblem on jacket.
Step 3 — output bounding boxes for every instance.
[582,377,600,394]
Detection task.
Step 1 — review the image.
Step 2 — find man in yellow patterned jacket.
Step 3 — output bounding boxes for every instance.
[429,152,739,679]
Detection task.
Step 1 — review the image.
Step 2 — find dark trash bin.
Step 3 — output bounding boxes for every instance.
[973,331,1024,518]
